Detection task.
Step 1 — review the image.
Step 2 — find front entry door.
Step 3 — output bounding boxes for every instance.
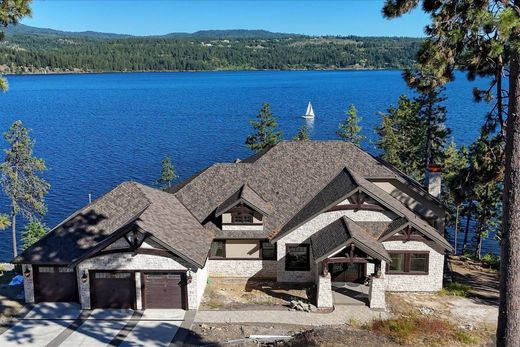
[329,263,365,283]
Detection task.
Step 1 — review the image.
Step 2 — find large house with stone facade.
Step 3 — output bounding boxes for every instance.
[13,141,453,311]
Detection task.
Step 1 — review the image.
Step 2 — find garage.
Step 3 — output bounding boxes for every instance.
[90,271,135,309]
[142,272,186,309]
[34,266,79,303]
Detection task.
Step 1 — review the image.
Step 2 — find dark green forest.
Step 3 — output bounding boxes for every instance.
[0,26,422,73]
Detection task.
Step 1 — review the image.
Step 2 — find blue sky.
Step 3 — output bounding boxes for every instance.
[22,1,429,37]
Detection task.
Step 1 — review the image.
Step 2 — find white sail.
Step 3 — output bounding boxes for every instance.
[303,102,315,118]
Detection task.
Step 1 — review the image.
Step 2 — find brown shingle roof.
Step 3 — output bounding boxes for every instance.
[14,182,214,268]
[311,216,391,263]
[171,141,398,237]
[215,183,272,217]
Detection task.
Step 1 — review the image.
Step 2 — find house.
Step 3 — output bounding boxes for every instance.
[13,141,453,310]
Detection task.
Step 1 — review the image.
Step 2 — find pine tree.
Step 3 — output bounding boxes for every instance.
[0,0,32,91]
[293,125,310,141]
[375,95,425,181]
[0,120,49,258]
[22,219,48,251]
[245,103,282,152]
[336,104,365,145]
[156,155,177,189]
[442,140,469,253]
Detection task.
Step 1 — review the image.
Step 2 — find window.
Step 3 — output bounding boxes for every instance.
[261,241,276,260]
[285,244,310,271]
[410,253,428,273]
[232,213,253,224]
[38,266,55,273]
[210,240,225,258]
[388,253,405,272]
[386,252,429,274]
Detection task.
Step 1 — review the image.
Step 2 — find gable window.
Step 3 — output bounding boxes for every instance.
[231,213,253,224]
[386,252,429,274]
[210,240,225,258]
[261,241,276,260]
[285,244,310,271]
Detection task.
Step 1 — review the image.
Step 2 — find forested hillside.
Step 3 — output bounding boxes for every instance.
[0,25,422,73]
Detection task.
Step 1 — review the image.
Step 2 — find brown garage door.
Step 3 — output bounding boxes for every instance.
[91,271,135,309]
[34,266,79,303]
[142,272,185,309]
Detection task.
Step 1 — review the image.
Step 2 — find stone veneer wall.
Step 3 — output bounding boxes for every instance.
[77,252,203,310]
[22,264,34,303]
[382,240,444,292]
[315,271,333,308]
[276,210,395,283]
[208,259,277,278]
[368,276,386,309]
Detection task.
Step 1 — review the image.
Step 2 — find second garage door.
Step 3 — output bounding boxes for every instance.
[91,271,135,309]
[142,272,185,309]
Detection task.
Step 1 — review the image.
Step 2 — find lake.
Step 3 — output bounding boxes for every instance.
[0,70,495,262]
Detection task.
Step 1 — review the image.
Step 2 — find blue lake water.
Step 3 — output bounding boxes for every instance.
[0,70,496,261]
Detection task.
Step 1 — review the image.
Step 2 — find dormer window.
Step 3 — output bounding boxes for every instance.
[232,212,253,224]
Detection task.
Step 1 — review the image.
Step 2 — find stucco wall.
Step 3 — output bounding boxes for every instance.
[77,252,204,310]
[277,210,395,283]
[208,259,277,278]
[225,239,260,258]
[382,240,445,292]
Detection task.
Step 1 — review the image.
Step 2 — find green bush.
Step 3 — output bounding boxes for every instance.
[440,282,472,297]
[481,253,500,269]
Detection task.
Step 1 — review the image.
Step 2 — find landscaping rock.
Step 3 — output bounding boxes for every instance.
[418,306,434,315]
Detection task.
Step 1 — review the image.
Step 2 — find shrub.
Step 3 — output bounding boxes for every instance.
[481,253,500,269]
[371,316,452,344]
[440,282,472,297]
[454,330,474,344]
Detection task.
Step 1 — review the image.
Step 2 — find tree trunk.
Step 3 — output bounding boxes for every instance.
[474,224,482,260]
[497,26,520,346]
[11,212,16,258]
[463,201,472,253]
[454,204,460,255]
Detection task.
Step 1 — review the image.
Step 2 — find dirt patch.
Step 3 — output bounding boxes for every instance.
[185,323,399,347]
[200,278,311,310]
[449,256,499,304]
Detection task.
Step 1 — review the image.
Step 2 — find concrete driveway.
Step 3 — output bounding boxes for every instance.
[0,303,188,346]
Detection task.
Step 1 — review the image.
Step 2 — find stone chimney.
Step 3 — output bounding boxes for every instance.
[426,164,442,199]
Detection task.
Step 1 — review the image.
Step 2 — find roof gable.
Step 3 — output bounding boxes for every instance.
[215,184,272,217]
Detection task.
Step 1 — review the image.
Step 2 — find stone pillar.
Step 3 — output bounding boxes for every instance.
[22,264,34,303]
[135,272,142,310]
[316,273,333,308]
[77,268,91,309]
[368,276,386,310]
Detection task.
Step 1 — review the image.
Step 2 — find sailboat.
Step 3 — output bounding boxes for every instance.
[302,102,315,119]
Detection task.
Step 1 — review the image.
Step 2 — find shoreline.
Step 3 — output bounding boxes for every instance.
[2,66,403,77]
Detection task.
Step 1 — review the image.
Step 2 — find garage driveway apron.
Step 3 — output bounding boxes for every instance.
[0,304,186,347]
[0,303,81,347]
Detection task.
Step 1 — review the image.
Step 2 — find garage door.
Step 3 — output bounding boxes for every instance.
[142,272,185,309]
[91,271,135,309]
[34,266,79,302]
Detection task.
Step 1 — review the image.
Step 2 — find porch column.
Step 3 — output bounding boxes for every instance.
[368,275,386,310]
[316,272,333,308]
[22,264,35,303]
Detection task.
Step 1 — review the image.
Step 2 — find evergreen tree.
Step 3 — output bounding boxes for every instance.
[156,155,177,189]
[375,95,425,181]
[245,103,282,152]
[22,219,48,251]
[404,69,451,170]
[336,104,365,145]
[0,121,49,257]
[0,214,10,231]
[381,2,520,339]
[442,140,469,253]
[0,0,31,91]
[293,125,310,141]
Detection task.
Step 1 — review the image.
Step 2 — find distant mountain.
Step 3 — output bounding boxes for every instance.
[3,24,133,39]
[3,24,301,40]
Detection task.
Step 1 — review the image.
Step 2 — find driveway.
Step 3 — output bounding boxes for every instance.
[0,303,189,346]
